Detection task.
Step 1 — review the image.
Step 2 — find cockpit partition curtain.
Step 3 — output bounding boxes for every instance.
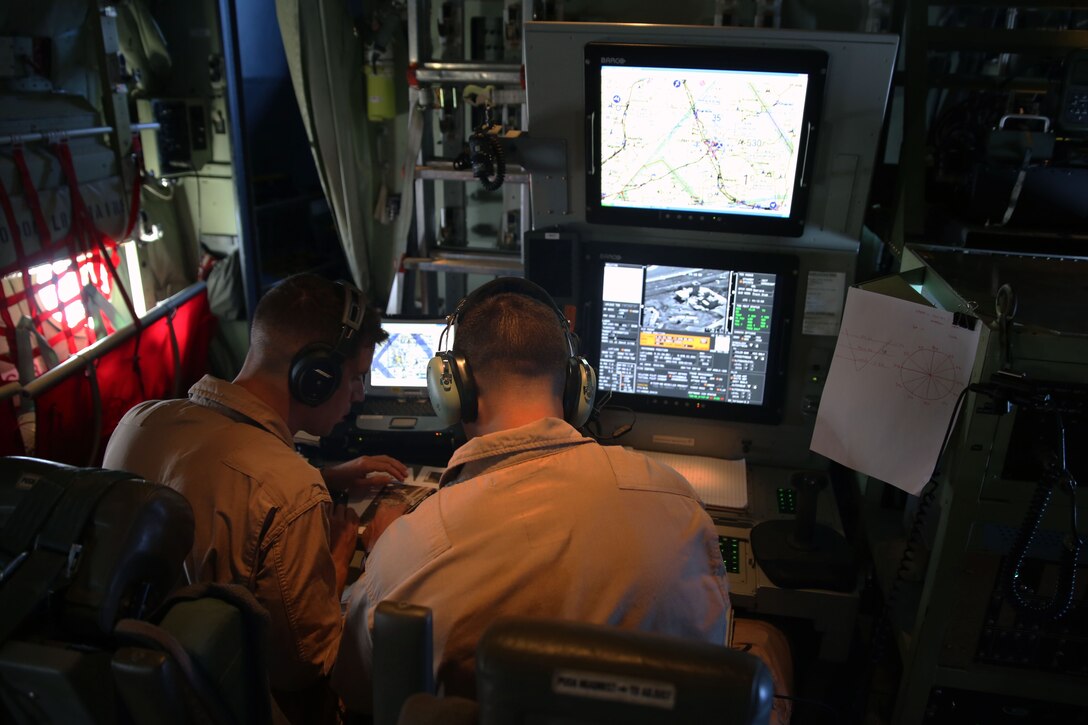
[275,0,393,305]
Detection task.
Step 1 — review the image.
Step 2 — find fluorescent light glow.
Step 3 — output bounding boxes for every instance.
[122,241,148,317]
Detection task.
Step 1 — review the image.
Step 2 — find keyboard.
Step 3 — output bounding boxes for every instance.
[362,398,437,417]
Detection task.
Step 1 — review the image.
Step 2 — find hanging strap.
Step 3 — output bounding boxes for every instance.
[11,146,53,253]
[52,140,140,328]
[0,195,21,352]
[165,308,183,398]
[15,145,83,355]
[86,361,105,466]
[0,473,67,567]
[121,134,145,242]
[83,282,131,333]
[18,317,60,370]
[997,148,1032,227]
[15,317,60,386]
[0,160,44,323]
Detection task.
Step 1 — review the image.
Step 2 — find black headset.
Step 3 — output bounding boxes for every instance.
[288,281,365,407]
[426,277,597,428]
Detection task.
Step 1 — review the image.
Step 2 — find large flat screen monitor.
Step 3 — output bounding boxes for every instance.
[585,42,827,238]
[579,242,798,424]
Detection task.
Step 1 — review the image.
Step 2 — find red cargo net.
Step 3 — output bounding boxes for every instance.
[0,137,142,379]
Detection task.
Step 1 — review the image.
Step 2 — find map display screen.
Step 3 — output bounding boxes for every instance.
[369,320,451,389]
[580,241,798,424]
[585,43,827,237]
[600,65,808,219]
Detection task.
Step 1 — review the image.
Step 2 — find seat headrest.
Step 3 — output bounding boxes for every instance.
[475,617,775,725]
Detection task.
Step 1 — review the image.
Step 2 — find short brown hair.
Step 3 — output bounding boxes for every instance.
[250,273,387,369]
[452,291,568,396]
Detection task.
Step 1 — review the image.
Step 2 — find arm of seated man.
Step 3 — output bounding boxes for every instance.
[258,504,345,694]
[331,505,412,716]
[326,501,362,593]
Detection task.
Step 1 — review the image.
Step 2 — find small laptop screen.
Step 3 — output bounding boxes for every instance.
[368,320,453,390]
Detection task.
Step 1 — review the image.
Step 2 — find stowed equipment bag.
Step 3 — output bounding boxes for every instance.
[0,456,194,723]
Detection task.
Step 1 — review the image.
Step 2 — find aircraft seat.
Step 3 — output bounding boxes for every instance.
[112,582,280,725]
[0,456,277,724]
[374,601,776,725]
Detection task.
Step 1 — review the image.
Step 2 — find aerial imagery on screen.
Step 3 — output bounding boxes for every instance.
[596,261,778,406]
[369,321,450,388]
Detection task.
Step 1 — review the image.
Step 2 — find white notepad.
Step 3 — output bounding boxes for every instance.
[636,450,749,510]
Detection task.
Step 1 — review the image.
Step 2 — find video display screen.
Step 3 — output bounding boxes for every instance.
[582,242,798,424]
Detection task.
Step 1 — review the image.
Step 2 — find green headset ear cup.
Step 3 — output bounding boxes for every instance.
[563,356,597,428]
[427,352,478,425]
[427,354,460,426]
[289,343,342,407]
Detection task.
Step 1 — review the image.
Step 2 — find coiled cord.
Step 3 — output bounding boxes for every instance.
[476,134,505,191]
[1001,413,1082,620]
[583,390,637,442]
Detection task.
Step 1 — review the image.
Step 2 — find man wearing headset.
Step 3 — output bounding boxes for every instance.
[104,273,408,723]
[332,278,730,712]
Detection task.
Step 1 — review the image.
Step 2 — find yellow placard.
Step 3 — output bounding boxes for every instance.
[639,331,711,350]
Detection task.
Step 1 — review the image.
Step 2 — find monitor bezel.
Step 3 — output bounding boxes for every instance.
[578,241,799,425]
[584,42,828,238]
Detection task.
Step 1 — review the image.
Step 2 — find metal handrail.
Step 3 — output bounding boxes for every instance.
[0,122,160,148]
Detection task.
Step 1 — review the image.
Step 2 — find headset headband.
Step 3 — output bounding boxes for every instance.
[330,281,364,360]
[441,277,575,356]
[428,276,596,427]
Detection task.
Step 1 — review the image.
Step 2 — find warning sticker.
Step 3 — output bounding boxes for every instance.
[15,474,38,491]
[802,271,846,336]
[552,670,676,709]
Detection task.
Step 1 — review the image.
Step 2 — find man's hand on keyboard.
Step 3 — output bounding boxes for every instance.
[322,455,411,494]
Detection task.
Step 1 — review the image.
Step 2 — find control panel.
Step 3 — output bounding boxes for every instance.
[719,535,743,575]
[715,524,754,597]
[1058,49,1088,133]
[775,486,796,514]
